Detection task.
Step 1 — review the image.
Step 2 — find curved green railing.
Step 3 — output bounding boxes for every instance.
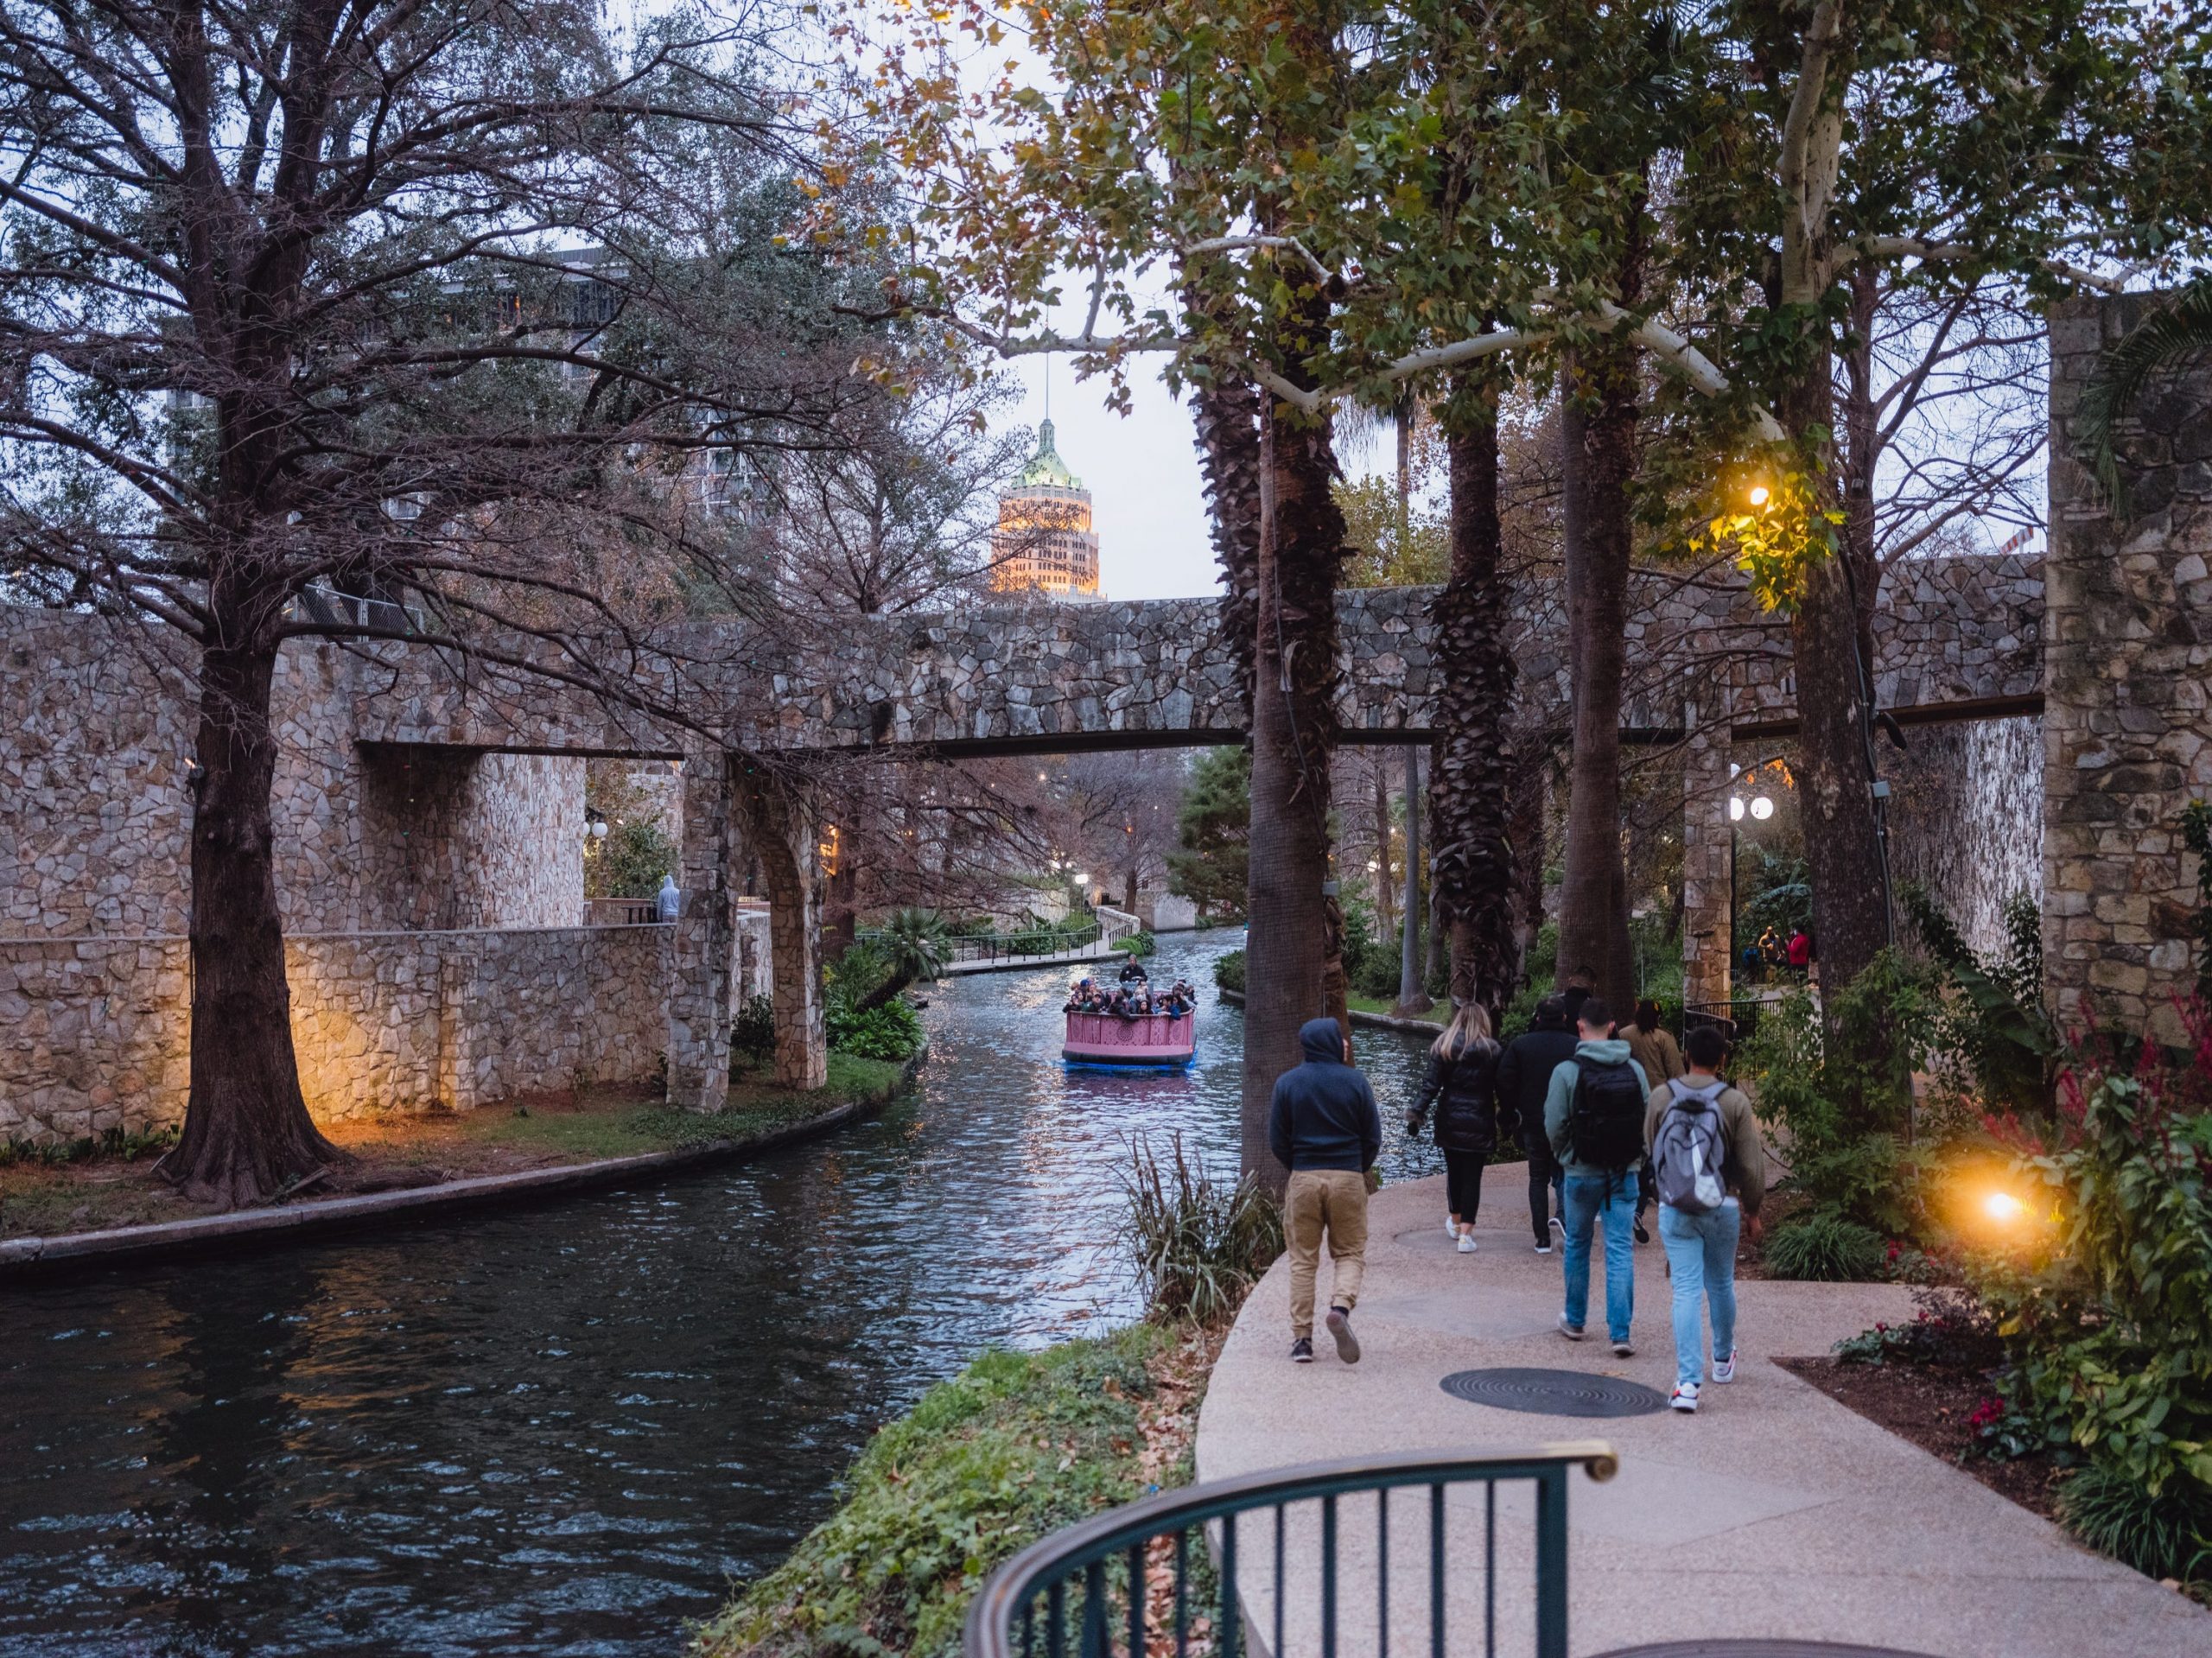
[965,1443,1618,1658]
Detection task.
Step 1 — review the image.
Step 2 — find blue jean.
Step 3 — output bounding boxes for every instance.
[1659,1201,1742,1388]
[1560,1173,1637,1343]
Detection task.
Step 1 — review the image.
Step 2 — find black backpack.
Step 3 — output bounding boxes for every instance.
[1568,1058,1647,1171]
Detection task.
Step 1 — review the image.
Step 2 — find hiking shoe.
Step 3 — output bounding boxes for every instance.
[1456,1233,1477,1254]
[1556,1314,1585,1342]
[1712,1348,1738,1384]
[1325,1306,1361,1364]
[1670,1382,1700,1413]
[1611,1339,1634,1358]
[1290,1337,1314,1363]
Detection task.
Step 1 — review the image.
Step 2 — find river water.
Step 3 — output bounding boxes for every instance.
[2,933,1443,1658]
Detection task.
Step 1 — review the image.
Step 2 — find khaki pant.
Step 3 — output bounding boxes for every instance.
[1285,1168,1370,1339]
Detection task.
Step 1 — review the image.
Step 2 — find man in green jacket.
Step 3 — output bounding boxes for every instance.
[1541,1000,1649,1356]
[1643,1024,1766,1413]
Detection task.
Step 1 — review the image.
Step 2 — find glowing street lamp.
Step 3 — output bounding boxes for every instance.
[1748,484,1771,507]
[1750,795,1775,821]
[1982,1190,2027,1225]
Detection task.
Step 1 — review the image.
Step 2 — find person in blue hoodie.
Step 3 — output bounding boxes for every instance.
[1268,1018,1382,1366]
[1541,999,1649,1357]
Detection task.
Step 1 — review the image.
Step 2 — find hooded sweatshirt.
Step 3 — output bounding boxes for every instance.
[1541,1038,1650,1178]
[1268,1018,1382,1173]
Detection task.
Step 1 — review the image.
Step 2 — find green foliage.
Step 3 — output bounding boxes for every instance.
[1765,1214,1887,1282]
[1971,1066,2212,1503]
[1339,898,1402,1001]
[1737,953,1939,1237]
[855,908,950,1011]
[693,1328,1162,1658]
[1115,931,1156,957]
[0,1123,178,1168]
[1167,747,1250,915]
[1904,886,2059,1118]
[1118,1135,1284,1324]
[733,994,777,1062]
[1213,949,1246,994]
[1498,922,1560,1041]
[824,943,927,1061]
[1688,465,1847,615]
[587,818,680,901]
[2054,1464,2212,1585]
[1336,473,1447,587]
[1741,850,1813,942]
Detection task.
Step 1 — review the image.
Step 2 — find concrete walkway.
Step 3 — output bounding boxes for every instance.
[1196,1168,2209,1658]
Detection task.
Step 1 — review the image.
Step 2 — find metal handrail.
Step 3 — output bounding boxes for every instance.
[966,1443,1618,1658]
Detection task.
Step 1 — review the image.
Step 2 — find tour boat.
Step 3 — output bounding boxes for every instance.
[1062,1008,1198,1070]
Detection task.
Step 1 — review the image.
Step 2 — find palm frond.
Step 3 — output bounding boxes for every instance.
[2073,275,2212,518]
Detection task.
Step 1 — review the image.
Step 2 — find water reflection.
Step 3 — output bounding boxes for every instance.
[1,933,1440,1657]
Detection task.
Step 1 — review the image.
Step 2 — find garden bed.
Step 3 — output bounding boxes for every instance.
[1,1051,913,1248]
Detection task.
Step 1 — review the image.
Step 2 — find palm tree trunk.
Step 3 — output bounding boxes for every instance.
[1427,382,1522,1015]
[1241,394,1349,1192]
[1373,758,1397,936]
[1396,746,1430,1012]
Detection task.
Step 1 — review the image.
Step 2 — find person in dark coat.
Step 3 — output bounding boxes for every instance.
[1496,995,1580,1253]
[1406,1002,1504,1253]
[1268,1018,1382,1365]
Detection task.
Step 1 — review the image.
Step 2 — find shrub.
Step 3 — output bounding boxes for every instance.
[0,1123,178,1167]
[1213,948,1246,994]
[1904,885,2058,1120]
[585,817,678,900]
[732,994,776,1062]
[825,995,923,1063]
[1117,1134,1282,1324]
[1765,1213,1887,1281]
[1115,931,1155,957]
[1340,898,1402,1001]
[2055,1464,2212,1583]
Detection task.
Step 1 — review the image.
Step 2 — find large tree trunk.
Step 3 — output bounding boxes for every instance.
[1396,746,1430,1013]
[167,643,345,1208]
[1554,346,1640,1015]
[1188,365,1264,711]
[1372,758,1397,937]
[1427,384,1520,1016]
[1240,397,1348,1192]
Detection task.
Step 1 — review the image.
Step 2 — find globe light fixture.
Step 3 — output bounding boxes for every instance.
[1750,795,1775,822]
[1729,796,1746,823]
[1748,484,1771,507]
[1073,871,1091,886]
[1982,1190,2026,1224]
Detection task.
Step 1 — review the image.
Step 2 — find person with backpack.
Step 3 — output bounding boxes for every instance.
[1406,1002,1504,1253]
[1623,1001,1684,1245]
[1497,995,1578,1253]
[1269,1018,1383,1365]
[1541,999,1649,1356]
[1644,1024,1767,1413]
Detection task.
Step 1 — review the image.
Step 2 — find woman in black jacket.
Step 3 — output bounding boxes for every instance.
[1407,1002,1503,1254]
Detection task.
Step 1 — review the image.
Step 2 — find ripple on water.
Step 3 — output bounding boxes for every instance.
[0,932,1446,1657]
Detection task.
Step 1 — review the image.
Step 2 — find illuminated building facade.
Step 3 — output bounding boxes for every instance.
[990,420,1101,596]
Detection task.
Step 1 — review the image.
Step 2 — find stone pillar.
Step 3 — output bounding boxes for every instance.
[2044,292,2212,1045]
[736,760,827,1091]
[666,751,734,1111]
[1680,708,1734,1007]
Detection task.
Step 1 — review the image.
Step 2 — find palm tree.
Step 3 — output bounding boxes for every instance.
[2074,275,2212,515]
[855,908,951,1012]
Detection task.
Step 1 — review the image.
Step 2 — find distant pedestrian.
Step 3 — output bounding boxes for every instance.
[1559,968,1597,1026]
[656,873,680,922]
[1623,1001,1684,1245]
[1645,1024,1767,1413]
[1543,998,1649,1357]
[1787,929,1813,975]
[1407,1002,1503,1254]
[1270,1018,1382,1365]
[1739,943,1764,985]
[1497,995,1578,1254]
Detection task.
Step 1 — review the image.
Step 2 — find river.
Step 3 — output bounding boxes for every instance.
[1,932,1445,1658]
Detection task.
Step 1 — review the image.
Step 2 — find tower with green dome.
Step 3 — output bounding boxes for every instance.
[992,419,1100,596]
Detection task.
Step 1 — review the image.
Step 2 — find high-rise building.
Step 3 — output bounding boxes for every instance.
[990,420,1101,597]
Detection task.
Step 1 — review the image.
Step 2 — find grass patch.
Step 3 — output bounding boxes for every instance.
[691,1325,1167,1658]
[1345,991,1438,1022]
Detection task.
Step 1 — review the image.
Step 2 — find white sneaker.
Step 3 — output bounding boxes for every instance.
[1535,1242,1553,1255]
[1712,1348,1738,1384]
[1611,1339,1635,1358]
[1671,1382,1700,1413]
[1557,1314,1586,1341]
[1456,1233,1477,1254]
[1445,1216,1459,1242]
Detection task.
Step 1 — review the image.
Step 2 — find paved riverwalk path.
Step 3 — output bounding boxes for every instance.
[1196,1168,2209,1658]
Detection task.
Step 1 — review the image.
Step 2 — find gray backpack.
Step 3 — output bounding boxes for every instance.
[1650,1078,1730,1214]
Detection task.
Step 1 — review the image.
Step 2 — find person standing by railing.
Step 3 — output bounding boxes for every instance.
[1269,1018,1382,1367]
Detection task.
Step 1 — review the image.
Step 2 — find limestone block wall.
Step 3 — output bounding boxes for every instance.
[0,924,677,1144]
[359,746,584,930]
[1887,715,2046,962]
[2044,294,2212,1042]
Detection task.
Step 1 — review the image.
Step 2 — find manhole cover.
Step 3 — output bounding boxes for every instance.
[1440,1367,1668,1418]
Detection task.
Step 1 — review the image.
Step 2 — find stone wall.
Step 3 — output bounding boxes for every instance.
[2044,293,2212,1043]
[359,746,584,930]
